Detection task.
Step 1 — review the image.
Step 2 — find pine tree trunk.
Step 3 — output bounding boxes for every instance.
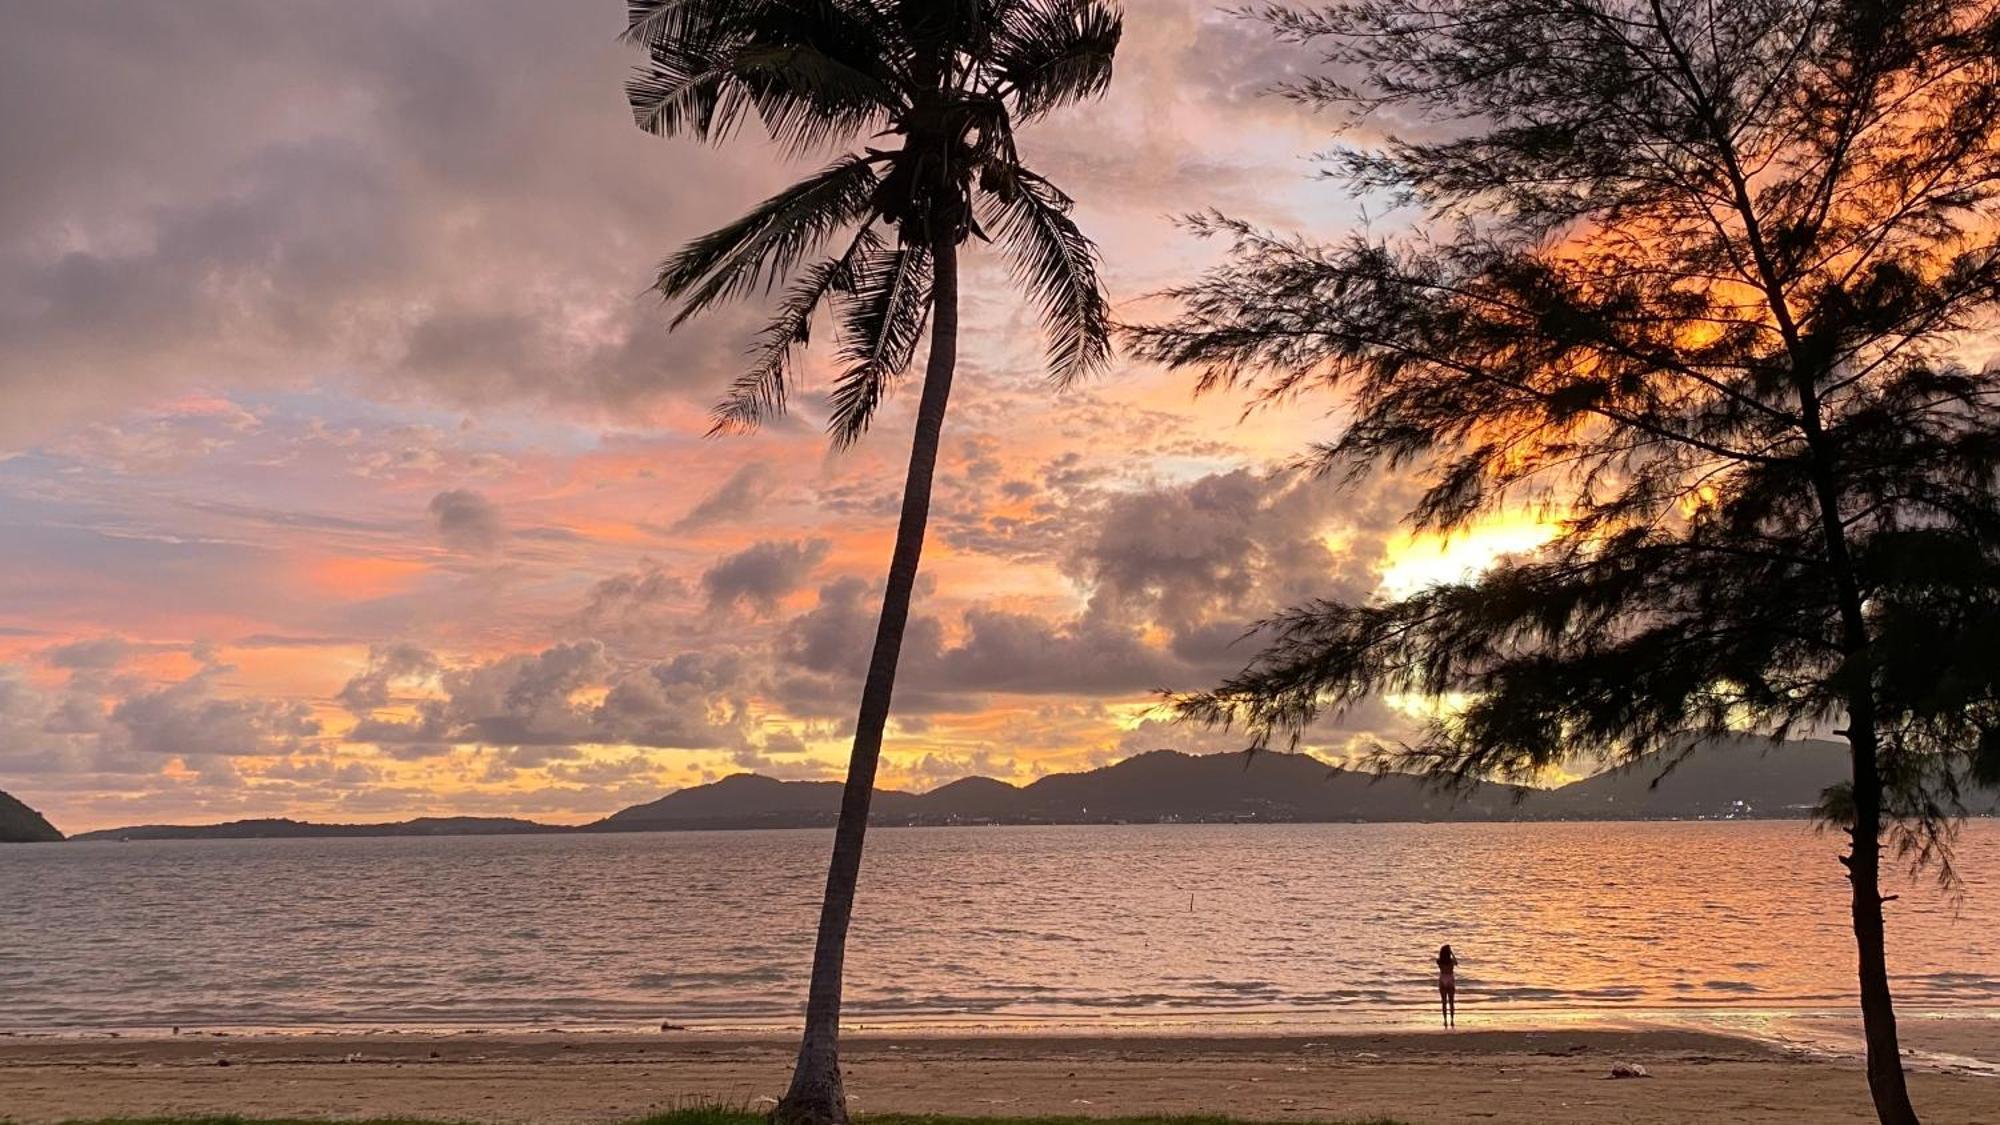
[1844,709,1919,1125]
[1798,422,1920,1125]
[772,233,960,1125]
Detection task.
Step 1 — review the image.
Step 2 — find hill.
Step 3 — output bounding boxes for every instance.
[68,815,567,842]
[975,748,1525,823]
[594,749,1525,830]
[65,739,1998,840]
[0,789,63,843]
[595,773,923,830]
[1537,736,2000,820]
[598,740,1997,830]
[1537,736,1851,819]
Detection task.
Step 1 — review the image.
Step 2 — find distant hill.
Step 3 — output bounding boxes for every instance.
[593,749,1527,830]
[64,739,1998,841]
[969,748,1525,823]
[1537,736,2000,820]
[1537,736,1851,819]
[0,789,63,843]
[595,774,923,831]
[599,740,1997,830]
[69,815,567,842]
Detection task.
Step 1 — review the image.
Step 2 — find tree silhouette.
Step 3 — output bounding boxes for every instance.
[624,3,1121,1122]
[1132,3,2000,1123]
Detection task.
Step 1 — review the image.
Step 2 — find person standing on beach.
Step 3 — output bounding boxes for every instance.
[1436,944,1458,1028]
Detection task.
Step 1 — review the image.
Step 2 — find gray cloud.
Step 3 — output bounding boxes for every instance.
[571,558,692,645]
[702,538,831,615]
[336,642,443,713]
[1068,467,1407,657]
[41,636,132,670]
[428,489,504,555]
[672,462,780,532]
[0,0,776,447]
[104,666,320,759]
[343,640,746,752]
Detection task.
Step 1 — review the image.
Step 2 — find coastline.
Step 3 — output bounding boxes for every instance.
[2,1026,1996,1125]
[8,1005,1997,1067]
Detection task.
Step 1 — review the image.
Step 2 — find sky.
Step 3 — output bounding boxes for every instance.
[0,1,1531,833]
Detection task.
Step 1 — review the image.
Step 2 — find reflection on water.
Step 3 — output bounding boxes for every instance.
[0,820,1993,1034]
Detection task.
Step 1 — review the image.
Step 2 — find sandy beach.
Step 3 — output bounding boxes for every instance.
[1,1027,1995,1125]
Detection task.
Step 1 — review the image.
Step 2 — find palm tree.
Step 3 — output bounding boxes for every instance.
[623,2,1122,1121]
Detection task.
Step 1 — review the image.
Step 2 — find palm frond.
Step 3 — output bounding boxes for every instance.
[626,0,906,148]
[991,0,1123,120]
[980,166,1111,385]
[711,223,887,435]
[735,43,900,155]
[827,243,934,447]
[655,154,883,326]
[621,0,746,48]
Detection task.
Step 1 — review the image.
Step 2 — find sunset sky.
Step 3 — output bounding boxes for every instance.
[0,1,1536,833]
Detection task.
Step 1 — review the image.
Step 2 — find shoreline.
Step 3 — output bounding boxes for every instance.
[3,1026,1996,1125]
[6,1005,1996,1063]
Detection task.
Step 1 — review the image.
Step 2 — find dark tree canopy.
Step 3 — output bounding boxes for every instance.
[1134,14,2000,1112]
[1132,0,2000,856]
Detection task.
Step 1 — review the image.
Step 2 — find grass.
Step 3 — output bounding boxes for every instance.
[43,1109,1408,1125]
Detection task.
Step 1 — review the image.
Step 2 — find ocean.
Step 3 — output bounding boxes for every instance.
[2,820,1994,1035]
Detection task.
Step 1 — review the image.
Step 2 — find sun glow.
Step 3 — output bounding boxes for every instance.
[1375,515,1561,598]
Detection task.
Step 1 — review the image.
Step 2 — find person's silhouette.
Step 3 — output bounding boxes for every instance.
[1436,944,1458,1028]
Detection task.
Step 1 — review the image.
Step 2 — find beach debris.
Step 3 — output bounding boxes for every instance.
[344,1052,363,1063]
[214,1058,231,1067]
[1608,1062,1652,1079]
[659,1021,689,1032]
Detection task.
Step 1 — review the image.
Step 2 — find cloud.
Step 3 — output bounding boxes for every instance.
[0,1,775,447]
[428,489,504,554]
[0,666,83,774]
[729,730,838,780]
[105,667,321,759]
[1067,467,1407,661]
[41,636,132,670]
[336,642,443,713]
[594,651,749,749]
[343,640,746,752]
[925,609,1182,695]
[571,558,691,644]
[0,1,1457,829]
[672,462,779,532]
[701,538,831,615]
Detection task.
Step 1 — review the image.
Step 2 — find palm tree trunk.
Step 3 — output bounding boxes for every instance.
[773,233,960,1125]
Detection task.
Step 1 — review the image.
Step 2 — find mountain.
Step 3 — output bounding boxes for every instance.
[65,740,1998,841]
[594,749,1527,830]
[1538,736,1851,819]
[1537,736,2000,820]
[0,789,63,843]
[595,773,923,830]
[953,748,1526,823]
[597,740,1998,830]
[68,815,567,842]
